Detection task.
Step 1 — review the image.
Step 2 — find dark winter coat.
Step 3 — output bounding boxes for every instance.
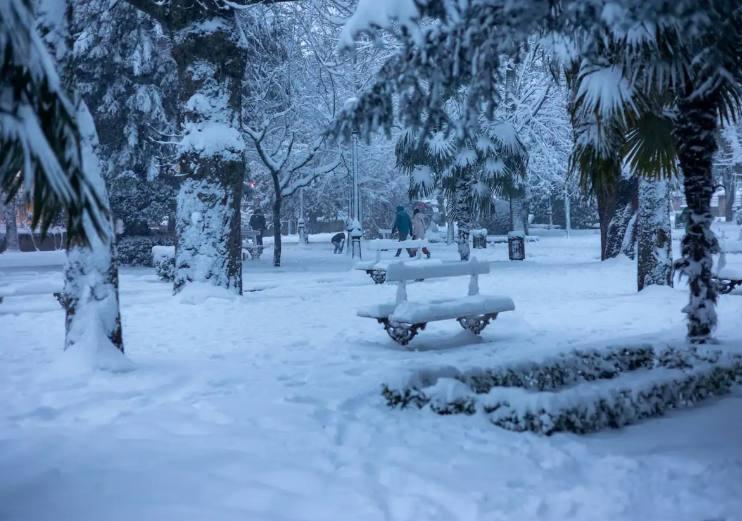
[331,232,345,244]
[391,206,412,236]
[249,213,266,231]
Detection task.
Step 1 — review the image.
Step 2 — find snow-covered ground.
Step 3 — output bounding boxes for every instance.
[1,228,741,521]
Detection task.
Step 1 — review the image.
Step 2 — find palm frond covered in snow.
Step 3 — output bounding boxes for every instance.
[0,0,107,243]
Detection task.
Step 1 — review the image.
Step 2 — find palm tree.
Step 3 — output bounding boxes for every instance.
[1,0,107,241]
[396,114,527,261]
[336,0,741,343]
[567,2,742,342]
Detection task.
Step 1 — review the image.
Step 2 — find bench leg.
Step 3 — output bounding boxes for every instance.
[53,292,66,309]
[379,319,426,345]
[457,313,498,335]
[367,270,386,284]
[715,278,735,294]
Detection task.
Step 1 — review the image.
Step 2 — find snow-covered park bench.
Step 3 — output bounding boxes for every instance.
[242,231,263,261]
[713,252,742,294]
[355,238,432,284]
[358,258,515,345]
[0,279,64,306]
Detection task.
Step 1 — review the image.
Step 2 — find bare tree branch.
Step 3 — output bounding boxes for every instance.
[124,0,169,25]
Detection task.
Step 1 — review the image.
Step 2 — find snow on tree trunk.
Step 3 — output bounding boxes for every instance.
[35,0,127,368]
[722,169,736,222]
[447,218,455,245]
[674,93,720,343]
[63,102,127,367]
[637,178,673,291]
[620,212,637,259]
[171,12,245,294]
[510,194,527,234]
[604,175,638,260]
[272,196,282,267]
[452,175,472,261]
[2,196,19,251]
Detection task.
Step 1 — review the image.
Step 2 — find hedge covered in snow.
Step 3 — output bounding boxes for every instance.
[117,235,174,266]
[382,346,742,435]
[152,245,175,282]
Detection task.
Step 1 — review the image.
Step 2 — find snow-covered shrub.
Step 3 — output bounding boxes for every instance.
[117,235,174,266]
[152,245,175,282]
[485,364,739,435]
[383,346,742,435]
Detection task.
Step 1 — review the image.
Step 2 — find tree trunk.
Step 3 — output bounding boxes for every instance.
[673,92,720,343]
[42,0,126,364]
[2,195,19,251]
[510,194,527,234]
[272,196,282,267]
[453,175,472,261]
[637,179,673,291]
[64,101,125,360]
[723,168,736,222]
[596,186,617,260]
[603,175,638,260]
[170,8,244,294]
[564,186,571,237]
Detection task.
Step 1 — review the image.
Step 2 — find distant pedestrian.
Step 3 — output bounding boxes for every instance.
[331,232,345,254]
[412,208,431,258]
[391,205,414,257]
[249,209,267,247]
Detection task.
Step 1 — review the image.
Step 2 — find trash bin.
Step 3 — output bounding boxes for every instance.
[508,231,525,261]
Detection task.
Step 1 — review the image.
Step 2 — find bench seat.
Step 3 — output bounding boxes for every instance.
[717,267,742,280]
[358,295,514,324]
[391,295,514,324]
[0,279,63,298]
[0,278,64,306]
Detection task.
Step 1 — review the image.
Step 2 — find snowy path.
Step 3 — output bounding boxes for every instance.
[1,231,741,521]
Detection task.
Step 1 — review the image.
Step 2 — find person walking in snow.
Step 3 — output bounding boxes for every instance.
[331,232,345,254]
[249,209,267,247]
[391,205,414,257]
[412,208,431,258]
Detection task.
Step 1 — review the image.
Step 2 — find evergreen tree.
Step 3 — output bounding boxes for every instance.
[71,0,177,241]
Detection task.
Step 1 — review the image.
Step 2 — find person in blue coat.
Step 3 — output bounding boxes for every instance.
[391,205,414,257]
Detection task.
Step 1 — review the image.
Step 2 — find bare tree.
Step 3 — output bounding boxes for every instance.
[246,127,340,265]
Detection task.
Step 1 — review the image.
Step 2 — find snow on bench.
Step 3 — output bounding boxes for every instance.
[0,277,64,306]
[355,238,431,284]
[713,252,742,294]
[241,230,263,261]
[358,257,514,345]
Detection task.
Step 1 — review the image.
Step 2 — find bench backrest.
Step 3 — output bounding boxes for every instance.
[368,239,428,251]
[386,258,489,282]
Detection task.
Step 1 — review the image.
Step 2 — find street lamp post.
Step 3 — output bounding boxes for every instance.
[298,187,307,245]
[350,129,362,259]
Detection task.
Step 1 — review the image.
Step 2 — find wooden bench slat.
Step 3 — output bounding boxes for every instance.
[368,239,428,251]
[385,259,489,282]
[391,295,514,323]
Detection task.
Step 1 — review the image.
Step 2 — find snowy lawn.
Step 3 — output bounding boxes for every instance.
[1,229,741,521]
